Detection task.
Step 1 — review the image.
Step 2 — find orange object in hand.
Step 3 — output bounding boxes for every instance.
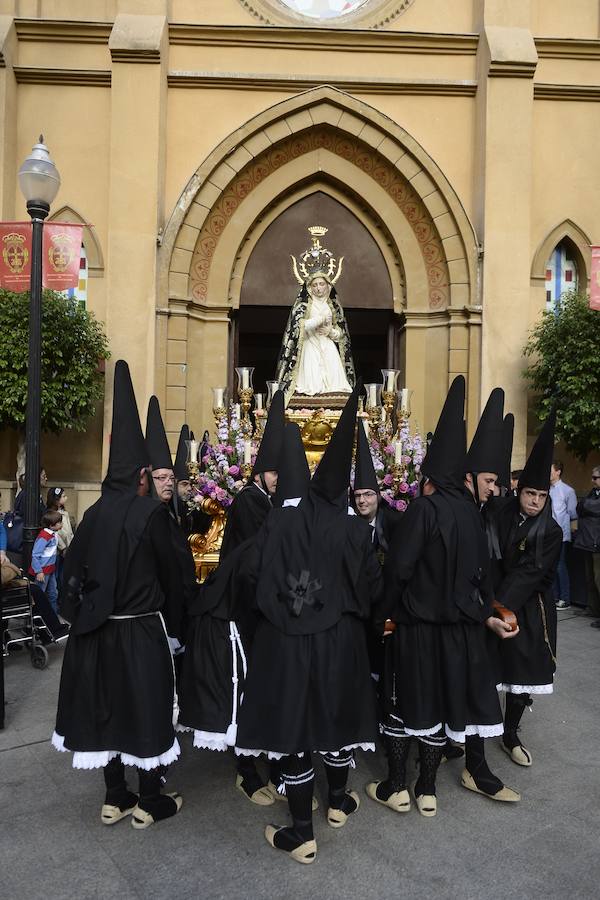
[492,601,518,632]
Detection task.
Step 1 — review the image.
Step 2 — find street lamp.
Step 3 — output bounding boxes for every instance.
[18,136,60,570]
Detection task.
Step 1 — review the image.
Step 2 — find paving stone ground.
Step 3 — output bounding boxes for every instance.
[1,606,599,900]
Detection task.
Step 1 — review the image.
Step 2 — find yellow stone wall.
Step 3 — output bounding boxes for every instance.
[0,0,598,495]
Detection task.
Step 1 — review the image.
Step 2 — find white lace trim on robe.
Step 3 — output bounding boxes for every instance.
[234,742,375,760]
[51,731,181,770]
[499,683,553,695]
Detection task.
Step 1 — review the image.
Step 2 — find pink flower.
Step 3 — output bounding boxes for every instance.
[399,482,409,494]
[384,445,394,455]
[383,473,393,486]
[225,445,234,455]
[215,487,227,501]
[228,464,240,476]
[395,499,408,512]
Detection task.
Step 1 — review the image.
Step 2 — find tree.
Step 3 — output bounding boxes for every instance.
[523,290,600,461]
[0,289,110,465]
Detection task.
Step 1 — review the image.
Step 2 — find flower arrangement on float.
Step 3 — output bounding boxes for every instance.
[190,405,256,511]
[367,419,425,513]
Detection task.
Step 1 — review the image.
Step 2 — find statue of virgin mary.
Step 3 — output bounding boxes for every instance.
[275,226,355,399]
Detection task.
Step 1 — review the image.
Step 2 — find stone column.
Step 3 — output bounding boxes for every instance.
[0,17,17,219]
[106,14,168,448]
[475,0,537,463]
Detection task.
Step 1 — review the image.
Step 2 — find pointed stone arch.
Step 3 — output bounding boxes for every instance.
[48,204,104,276]
[532,218,591,284]
[157,86,480,442]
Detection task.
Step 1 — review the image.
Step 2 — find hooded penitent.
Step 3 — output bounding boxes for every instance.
[252,389,285,477]
[499,414,515,491]
[311,380,361,506]
[273,423,310,507]
[174,424,190,482]
[62,360,154,634]
[145,396,174,472]
[353,417,379,495]
[420,375,467,491]
[518,410,556,493]
[466,388,505,478]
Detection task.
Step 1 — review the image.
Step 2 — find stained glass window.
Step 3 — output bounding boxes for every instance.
[545,240,578,311]
[60,243,88,310]
[279,0,371,19]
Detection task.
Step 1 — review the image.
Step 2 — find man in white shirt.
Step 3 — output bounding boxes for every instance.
[549,460,578,609]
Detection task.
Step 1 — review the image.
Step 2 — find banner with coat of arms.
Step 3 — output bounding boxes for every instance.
[0,223,32,290]
[0,221,83,292]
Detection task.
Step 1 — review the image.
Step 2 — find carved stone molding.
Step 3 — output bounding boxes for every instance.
[189,126,449,311]
[237,0,415,29]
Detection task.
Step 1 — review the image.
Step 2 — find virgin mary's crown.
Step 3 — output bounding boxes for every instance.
[291,226,344,285]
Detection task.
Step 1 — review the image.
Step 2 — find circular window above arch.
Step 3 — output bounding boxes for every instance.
[239,0,416,28]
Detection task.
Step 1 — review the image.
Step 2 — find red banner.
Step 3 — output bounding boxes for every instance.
[42,223,83,290]
[0,222,32,291]
[590,246,600,311]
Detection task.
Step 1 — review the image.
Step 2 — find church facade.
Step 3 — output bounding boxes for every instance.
[1,0,598,510]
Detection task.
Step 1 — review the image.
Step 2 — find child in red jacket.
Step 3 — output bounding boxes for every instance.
[28,510,62,613]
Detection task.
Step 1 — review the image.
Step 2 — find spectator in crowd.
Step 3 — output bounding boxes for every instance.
[46,487,74,592]
[573,465,600,628]
[550,460,578,610]
[14,468,47,522]
[28,510,62,613]
[510,470,523,497]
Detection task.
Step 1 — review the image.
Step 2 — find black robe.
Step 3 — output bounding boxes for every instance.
[235,505,383,756]
[54,501,185,763]
[380,492,503,740]
[219,482,271,560]
[490,498,562,692]
[364,500,404,680]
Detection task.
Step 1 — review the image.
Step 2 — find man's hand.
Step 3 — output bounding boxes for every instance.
[486,615,519,639]
[35,572,45,583]
[0,550,7,565]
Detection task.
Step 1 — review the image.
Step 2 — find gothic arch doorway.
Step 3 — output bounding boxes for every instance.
[234,190,404,394]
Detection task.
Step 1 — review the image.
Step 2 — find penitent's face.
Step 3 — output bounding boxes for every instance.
[519,487,548,517]
[310,277,329,299]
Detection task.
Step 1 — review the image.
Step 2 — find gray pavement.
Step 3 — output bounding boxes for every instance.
[1,608,599,900]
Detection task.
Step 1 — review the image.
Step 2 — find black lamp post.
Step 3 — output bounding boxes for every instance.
[18,136,60,571]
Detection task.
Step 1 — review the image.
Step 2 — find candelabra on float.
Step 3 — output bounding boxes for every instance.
[381,369,400,439]
[211,386,227,432]
[235,367,255,437]
[364,382,383,433]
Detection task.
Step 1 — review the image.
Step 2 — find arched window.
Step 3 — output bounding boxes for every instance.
[545,239,579,311]
[60,243,88,309]
[279,0,371,18]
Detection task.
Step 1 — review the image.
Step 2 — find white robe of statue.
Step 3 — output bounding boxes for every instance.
[295,293,352,395]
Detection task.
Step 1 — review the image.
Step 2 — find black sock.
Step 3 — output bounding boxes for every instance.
[269,759,282,789]
[281,755,314,842]
[103,756,135,808]
[236,756,265,796]
[137,768,179,821]
[415,741,443,797]
[465,735,503,795]
[377,735,411,801]
[324,752,357,812]
[503,693,532,749]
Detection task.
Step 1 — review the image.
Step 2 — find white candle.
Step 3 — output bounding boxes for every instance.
[255,393,263,411]
[244,440,252,464]
[190,440,198,463]
[234,403,241,420]
[242,368,249,390]
[399,388,410,413]
[362,418,369,439]
[214,388,224,408]
[386,371,395,392]
[369,384,377,408]
[394,441,402,465]
[381,407,386,424]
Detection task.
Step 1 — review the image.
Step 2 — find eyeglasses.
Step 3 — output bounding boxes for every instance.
[152,474,175,483]
[354,491,378,500]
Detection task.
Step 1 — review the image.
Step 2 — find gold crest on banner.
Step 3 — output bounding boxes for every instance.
[46,231,76,273]
[2,232,29,274]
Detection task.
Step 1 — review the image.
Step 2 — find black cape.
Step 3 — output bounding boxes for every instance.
[55,501,185,759]
[490,497,562,690]
[379,491,502,738]
[219,483,271,560]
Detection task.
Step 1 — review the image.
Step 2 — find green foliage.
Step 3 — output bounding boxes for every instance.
[0,288,110,433]
[523,291,600,461]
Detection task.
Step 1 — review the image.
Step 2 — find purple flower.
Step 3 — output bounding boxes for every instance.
[399,482,409,494]
[228,464,240,476]
[395,499,408,512]
[382,473,393,486]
